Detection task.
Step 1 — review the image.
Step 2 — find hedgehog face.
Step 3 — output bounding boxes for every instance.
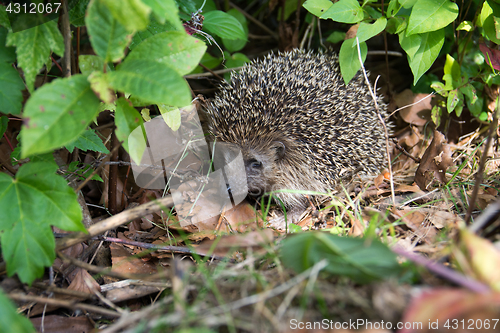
[241,142,285,197]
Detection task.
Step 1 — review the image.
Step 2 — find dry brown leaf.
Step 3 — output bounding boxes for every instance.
[67,268,101,294]
[31,315,94,333]
[399,289,500,333]
[392,208,437,244]
[195,229,275,257]
[458,228,500,291]
[415,131,453,190]
[110,243,157,275]
[394,89,432,126]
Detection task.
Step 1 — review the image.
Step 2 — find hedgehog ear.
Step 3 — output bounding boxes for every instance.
[273,141,286,160]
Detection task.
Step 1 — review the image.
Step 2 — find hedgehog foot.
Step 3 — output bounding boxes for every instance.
[267,206,305,231]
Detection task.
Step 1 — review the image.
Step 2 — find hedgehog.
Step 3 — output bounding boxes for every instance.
[202,49,388,227]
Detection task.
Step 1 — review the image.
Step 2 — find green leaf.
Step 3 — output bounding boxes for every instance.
[0,290,35,333]
[203,10,246,40]
[0,116,8,137]
[326,31,346,44]
[443,54,461,90]
[158,104,181,131]
[222,9,249,53]
[86,0,132,63]
[398,0,417,9]
[129,15,182,50]
[320,0,364,24]
[0,162,85,283]
[479,1,500,44]
[115,97,146,164]
[354,17,387,46]
[386,16,407,34]
[0,62,24,115]
[399,31,420,60]
[339,38,367,85]
[21,75,101,157]
[100,0,151,32]
[78,55,113,76]
[0,27,16,63]
[126,31,206,76]
[406,0,458,36]
[65,129,110,153]
[142,0,183,30]
[6,21,64,92]
[303,0,333,17]
[69,0,90,27]
[431,105,441,127]
[386,0,399,17]
[223,52,250,81]
[456,20,473,32]
[402,29,445,85]
[280,232,400,284]
[446,89,460,113]
[0,5,11,30]
[108,59,191,107]
[88,71,116,104]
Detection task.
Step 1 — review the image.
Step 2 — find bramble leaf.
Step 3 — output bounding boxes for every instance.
[0,162,85,284]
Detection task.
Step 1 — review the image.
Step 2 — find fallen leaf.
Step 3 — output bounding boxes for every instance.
[399,288,500,333]
[415,131,452,190]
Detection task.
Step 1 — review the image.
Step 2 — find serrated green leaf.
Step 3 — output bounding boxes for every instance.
[0,290,36,333]
[100,0,151,32]
[354,17,387,46]
[406,0,458,36]
[86,0,132,63]
[21,75,101,157]
[69,0,90,27]
[6,21,64,92]
[108,59,191,107]
[0,27,16,63]
[280,232,400,284]
[339,38,367,85]
[0,5,11,30]
[320,0,363,24]
[142,0,183,30]
[78,55,113,76]
[0,162,85,283]
[303,0,333,17]
[126,31,206,76]
[158,104,181,131]
[203,10,246,40]
[0,62,24,115]
[403,29,445,85]
[66,129,110,153]
[115,97,146,163]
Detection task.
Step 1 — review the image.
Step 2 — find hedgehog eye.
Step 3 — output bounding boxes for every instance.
[249,159,262,169]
